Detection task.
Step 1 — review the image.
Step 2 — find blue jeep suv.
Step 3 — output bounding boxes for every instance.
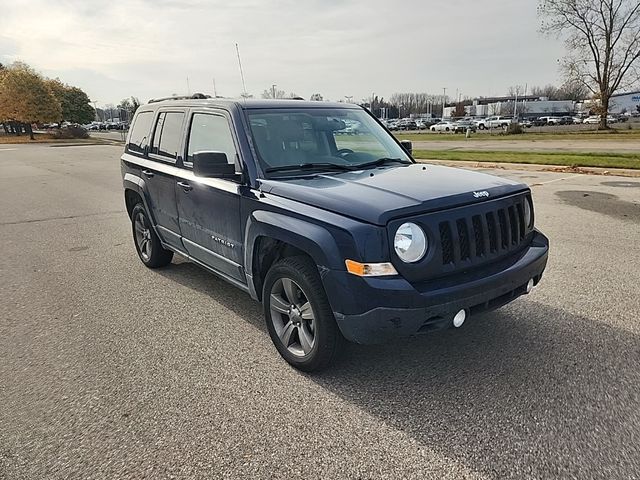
[121,96,549,371]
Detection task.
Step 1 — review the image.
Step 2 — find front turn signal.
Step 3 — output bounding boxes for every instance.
[345,259,398,277]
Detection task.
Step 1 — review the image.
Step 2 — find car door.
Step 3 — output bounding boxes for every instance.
[142,109,186,250]
[175,109,244,282]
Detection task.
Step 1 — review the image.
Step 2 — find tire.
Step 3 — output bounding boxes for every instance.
[131,203,173,268]
[479,124,485,130]
[263,256,342,372]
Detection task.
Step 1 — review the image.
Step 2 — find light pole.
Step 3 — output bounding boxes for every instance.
[399,104,403,119]
[442,88,447,119]
[272,84,277,99]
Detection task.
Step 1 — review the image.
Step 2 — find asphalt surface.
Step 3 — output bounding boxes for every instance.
[1,143,639,479]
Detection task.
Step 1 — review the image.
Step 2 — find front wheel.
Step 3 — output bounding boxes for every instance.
[263,256,342,371]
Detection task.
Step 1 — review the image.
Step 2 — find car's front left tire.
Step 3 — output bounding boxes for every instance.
[263,256,342,372]
[131,203,173,268]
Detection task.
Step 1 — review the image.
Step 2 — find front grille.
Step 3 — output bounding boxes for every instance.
[439,198,529,266]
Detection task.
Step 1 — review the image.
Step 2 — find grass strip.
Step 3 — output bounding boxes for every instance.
[413,149,640,170]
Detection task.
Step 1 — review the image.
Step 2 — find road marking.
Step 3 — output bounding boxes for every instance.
[531,174,580,187]
[0,148,17,152]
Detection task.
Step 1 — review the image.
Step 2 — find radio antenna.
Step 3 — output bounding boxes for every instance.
[235,43,248,98]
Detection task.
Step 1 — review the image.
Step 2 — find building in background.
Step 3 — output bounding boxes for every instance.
[443,95,576,118]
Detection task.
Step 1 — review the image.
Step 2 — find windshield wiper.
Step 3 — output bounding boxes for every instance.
[351,157,412,170]
[265,162,355,174]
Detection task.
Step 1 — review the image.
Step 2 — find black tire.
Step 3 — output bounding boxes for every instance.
[263,256,342,372]
[131,203,173,268]
[479,124,485,130]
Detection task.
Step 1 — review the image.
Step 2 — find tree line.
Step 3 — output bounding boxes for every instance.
[0,62,95,139]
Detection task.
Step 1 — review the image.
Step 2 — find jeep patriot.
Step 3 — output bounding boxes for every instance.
[121,95,549,371]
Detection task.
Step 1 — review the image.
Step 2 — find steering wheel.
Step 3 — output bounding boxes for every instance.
[336,148,354,157]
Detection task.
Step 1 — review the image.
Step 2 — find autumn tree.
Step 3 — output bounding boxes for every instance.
[539,0,640,129]
[46,78,95,125]
[453,102,467,117]
[0,62,61,139]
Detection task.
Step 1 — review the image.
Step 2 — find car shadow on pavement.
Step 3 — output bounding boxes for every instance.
[156,260,640,479]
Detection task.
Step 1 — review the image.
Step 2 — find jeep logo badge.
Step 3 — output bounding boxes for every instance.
[473,191,490,198]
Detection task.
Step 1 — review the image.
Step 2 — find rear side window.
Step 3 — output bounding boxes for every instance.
[151,112,185,160]
[186,113,237,165]
[127,111,153,154]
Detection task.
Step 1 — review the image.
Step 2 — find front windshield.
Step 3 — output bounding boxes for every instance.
[246,108,412,176]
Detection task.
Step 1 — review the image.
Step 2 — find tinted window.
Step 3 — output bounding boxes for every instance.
[127,111,153,154]
[151,112,185,160]
[186,113,237,165]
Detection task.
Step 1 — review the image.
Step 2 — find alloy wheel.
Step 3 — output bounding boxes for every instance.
[134,211,152,261]
[269,277,316,357]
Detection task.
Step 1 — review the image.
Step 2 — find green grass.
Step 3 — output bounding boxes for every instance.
[412,149,640,170]
[395,128,640,142]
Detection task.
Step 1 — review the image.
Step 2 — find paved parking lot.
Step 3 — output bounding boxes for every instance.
[1,143,639,479]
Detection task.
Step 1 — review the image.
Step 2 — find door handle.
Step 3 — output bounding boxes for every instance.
[142,169,154,178]
[177,181,193,192]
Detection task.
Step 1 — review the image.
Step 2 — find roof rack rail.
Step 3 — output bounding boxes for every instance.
[148,93,212,104]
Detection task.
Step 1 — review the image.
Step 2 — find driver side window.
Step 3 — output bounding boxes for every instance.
[186,113,237,167]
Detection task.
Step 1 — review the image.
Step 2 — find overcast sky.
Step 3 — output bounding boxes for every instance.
[0,0,567,107]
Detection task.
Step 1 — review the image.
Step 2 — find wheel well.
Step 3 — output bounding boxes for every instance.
[252,237,308,301]
[124,189,143,219]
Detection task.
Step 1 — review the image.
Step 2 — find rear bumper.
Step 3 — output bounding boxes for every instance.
[326,231,549,344]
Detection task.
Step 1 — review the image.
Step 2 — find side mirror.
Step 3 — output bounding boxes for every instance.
[399,139,413,155]
[193,151,236,178]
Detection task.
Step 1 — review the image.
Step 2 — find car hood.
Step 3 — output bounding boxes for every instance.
[259,163,527,225]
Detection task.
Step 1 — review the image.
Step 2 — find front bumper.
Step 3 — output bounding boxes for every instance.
[325,230,549,344]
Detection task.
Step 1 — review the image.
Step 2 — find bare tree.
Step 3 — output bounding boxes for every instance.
[261,88,286,99]
[539,0,640,128]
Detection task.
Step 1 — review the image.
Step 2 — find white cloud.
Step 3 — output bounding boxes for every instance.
[0,0,566,106]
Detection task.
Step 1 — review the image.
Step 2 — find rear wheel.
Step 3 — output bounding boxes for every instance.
[263,256,342,371]
[131,203,173,268]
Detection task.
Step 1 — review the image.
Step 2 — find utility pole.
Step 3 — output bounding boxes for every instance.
[272,84,277,99]
[186,77,191,95]
[442,88,447,118]
[213,78,218,97]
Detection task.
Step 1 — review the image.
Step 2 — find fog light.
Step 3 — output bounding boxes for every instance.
[453,309,466,328]
[526,278,535,294]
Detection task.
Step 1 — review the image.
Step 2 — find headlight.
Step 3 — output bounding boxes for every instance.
[524,198,533,228]
[394,222,428,263]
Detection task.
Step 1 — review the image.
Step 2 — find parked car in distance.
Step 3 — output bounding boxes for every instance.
[583,115,600,124]
[397,119,418,131]
[121,96,548,371]
[453,120,477,133]
[478,116,512,129]
[537,116,561,126]
[473,118,488,129]
[518,119,533,128]
[430,121,457,132]
[388,120,402,131]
